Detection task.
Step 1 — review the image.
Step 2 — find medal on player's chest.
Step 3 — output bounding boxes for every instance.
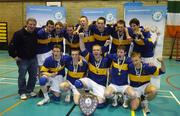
[135,63,142,77]
[117,57,125,76]
[73,63,78,72]
[118,31,124,41]
[95,58,102,74]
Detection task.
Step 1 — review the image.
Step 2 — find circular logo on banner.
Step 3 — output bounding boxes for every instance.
[152,11,163,22]
[79,93,98,115]
[54,12,63,20]
[106,13,114,22]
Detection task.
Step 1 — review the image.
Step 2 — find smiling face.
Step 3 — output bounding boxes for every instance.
[117,49,126,59]
[26,20,37,33]
[71,50,80,63]
[92,45,102,59]
[131,52,141,69]
[116,23,125,32]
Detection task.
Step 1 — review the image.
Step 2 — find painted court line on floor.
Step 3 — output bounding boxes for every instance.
[169,91,180,105]
[131,110,135,116]
[0,93,18,101]
[0,100,23,115]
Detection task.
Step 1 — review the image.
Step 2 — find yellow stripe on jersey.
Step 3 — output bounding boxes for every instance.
[134,39,145,45]
[153,68,160,76]
[94,34,110,41]
[69,43,79,48]
[83,36,95,43]
[84,53,90,62]
[40,66,49,72]
[67,71,84,78]
[51,37,63,42]
[38,38,51,44]
[89,63,107,75]
[112,38,131,45]
[129,74,150,83]
[49,66,65,72]
[112,61,128,70]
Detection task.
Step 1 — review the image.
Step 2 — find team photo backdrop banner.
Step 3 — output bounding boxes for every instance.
[26,6,66,27]
[124,5,167,57]
[81,8,117,24]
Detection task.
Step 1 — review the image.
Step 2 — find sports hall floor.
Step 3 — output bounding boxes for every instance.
[0,50,179,116]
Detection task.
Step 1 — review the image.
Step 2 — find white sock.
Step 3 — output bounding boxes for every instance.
[43,93,49,99]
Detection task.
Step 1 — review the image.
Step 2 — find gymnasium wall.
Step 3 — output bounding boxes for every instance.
[0,0,173,56]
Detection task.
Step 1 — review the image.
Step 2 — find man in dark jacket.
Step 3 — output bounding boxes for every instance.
[8,18,38,100]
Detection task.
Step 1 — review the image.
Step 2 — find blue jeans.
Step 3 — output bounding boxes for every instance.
[16,57,38,95]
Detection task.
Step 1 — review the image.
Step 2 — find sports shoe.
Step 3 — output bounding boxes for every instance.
[27,92,37,97]
[122,100,128,108]
[20,94,27,100]
[141,99,150,114]
[117,93,124,106]
[37,98,50,106]
[65,94,71,103]
[112,94,118,107]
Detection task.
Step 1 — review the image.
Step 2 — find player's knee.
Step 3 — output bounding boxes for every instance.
[128,92,138,100]
[39,77,48,86]
[104,90,112,98]
[130,98,140,110]
[74,80,83,89]
[146,87,157,95]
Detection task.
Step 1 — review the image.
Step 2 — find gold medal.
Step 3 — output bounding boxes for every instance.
[118,72,121,75]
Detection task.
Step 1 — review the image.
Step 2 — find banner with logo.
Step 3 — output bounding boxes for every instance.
[124,5,167,57]
[81,8,117,24]
[26,6,66,27]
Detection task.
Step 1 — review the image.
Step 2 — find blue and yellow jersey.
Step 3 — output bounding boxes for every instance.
[107,54,132,86]
[141,38,154,57]
[37,28,52,54]
[90,25,112,47]
[128,26,151,55]
[79,26,95,53]
[41,55,69,77]
[81,50,111,86]
[128,63,165,87]
[64,33,80,49]
[50,29,64,50]
[65,56,88,85]
[110,26,131,54]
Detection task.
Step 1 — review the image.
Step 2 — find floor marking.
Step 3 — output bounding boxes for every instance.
[169,91,180,105]
[157,90,170,93]
[0,82,17,85]
[0,69,17,76]
[131,110,135,116]
[0,78,5,81]
[157,95,174,98]
[0,100,23,115]
[0,93,17,101]
[1,78,18,80]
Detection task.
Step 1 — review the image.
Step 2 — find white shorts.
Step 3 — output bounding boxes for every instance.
[47,75,64,93]
[68,81,80,95]
[37,50,52,66]
[133,83,150,98]
[141,57,161,89]
[109,84,129,94]
[80,77,105,99]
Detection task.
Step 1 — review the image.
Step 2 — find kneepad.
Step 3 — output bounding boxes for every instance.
[39,77,48,86]
[74,80,83,89]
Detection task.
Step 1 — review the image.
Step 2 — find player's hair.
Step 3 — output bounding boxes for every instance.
[117,45,126,52]
[131,52,141,58]
[53,44,62,51]
[97,17,106,24]
[80,16,88,22]
[116,19,126,27]
[55,21,63,27]
[46,20,54,26]
[92,44,102,51]
[26,18,37,25]
[129,18,140,26]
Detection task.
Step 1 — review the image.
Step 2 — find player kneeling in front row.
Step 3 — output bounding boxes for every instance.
[128,52,166,113]
[37,45,66,106]
[59,50,88,104]
[104,46,137,108]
